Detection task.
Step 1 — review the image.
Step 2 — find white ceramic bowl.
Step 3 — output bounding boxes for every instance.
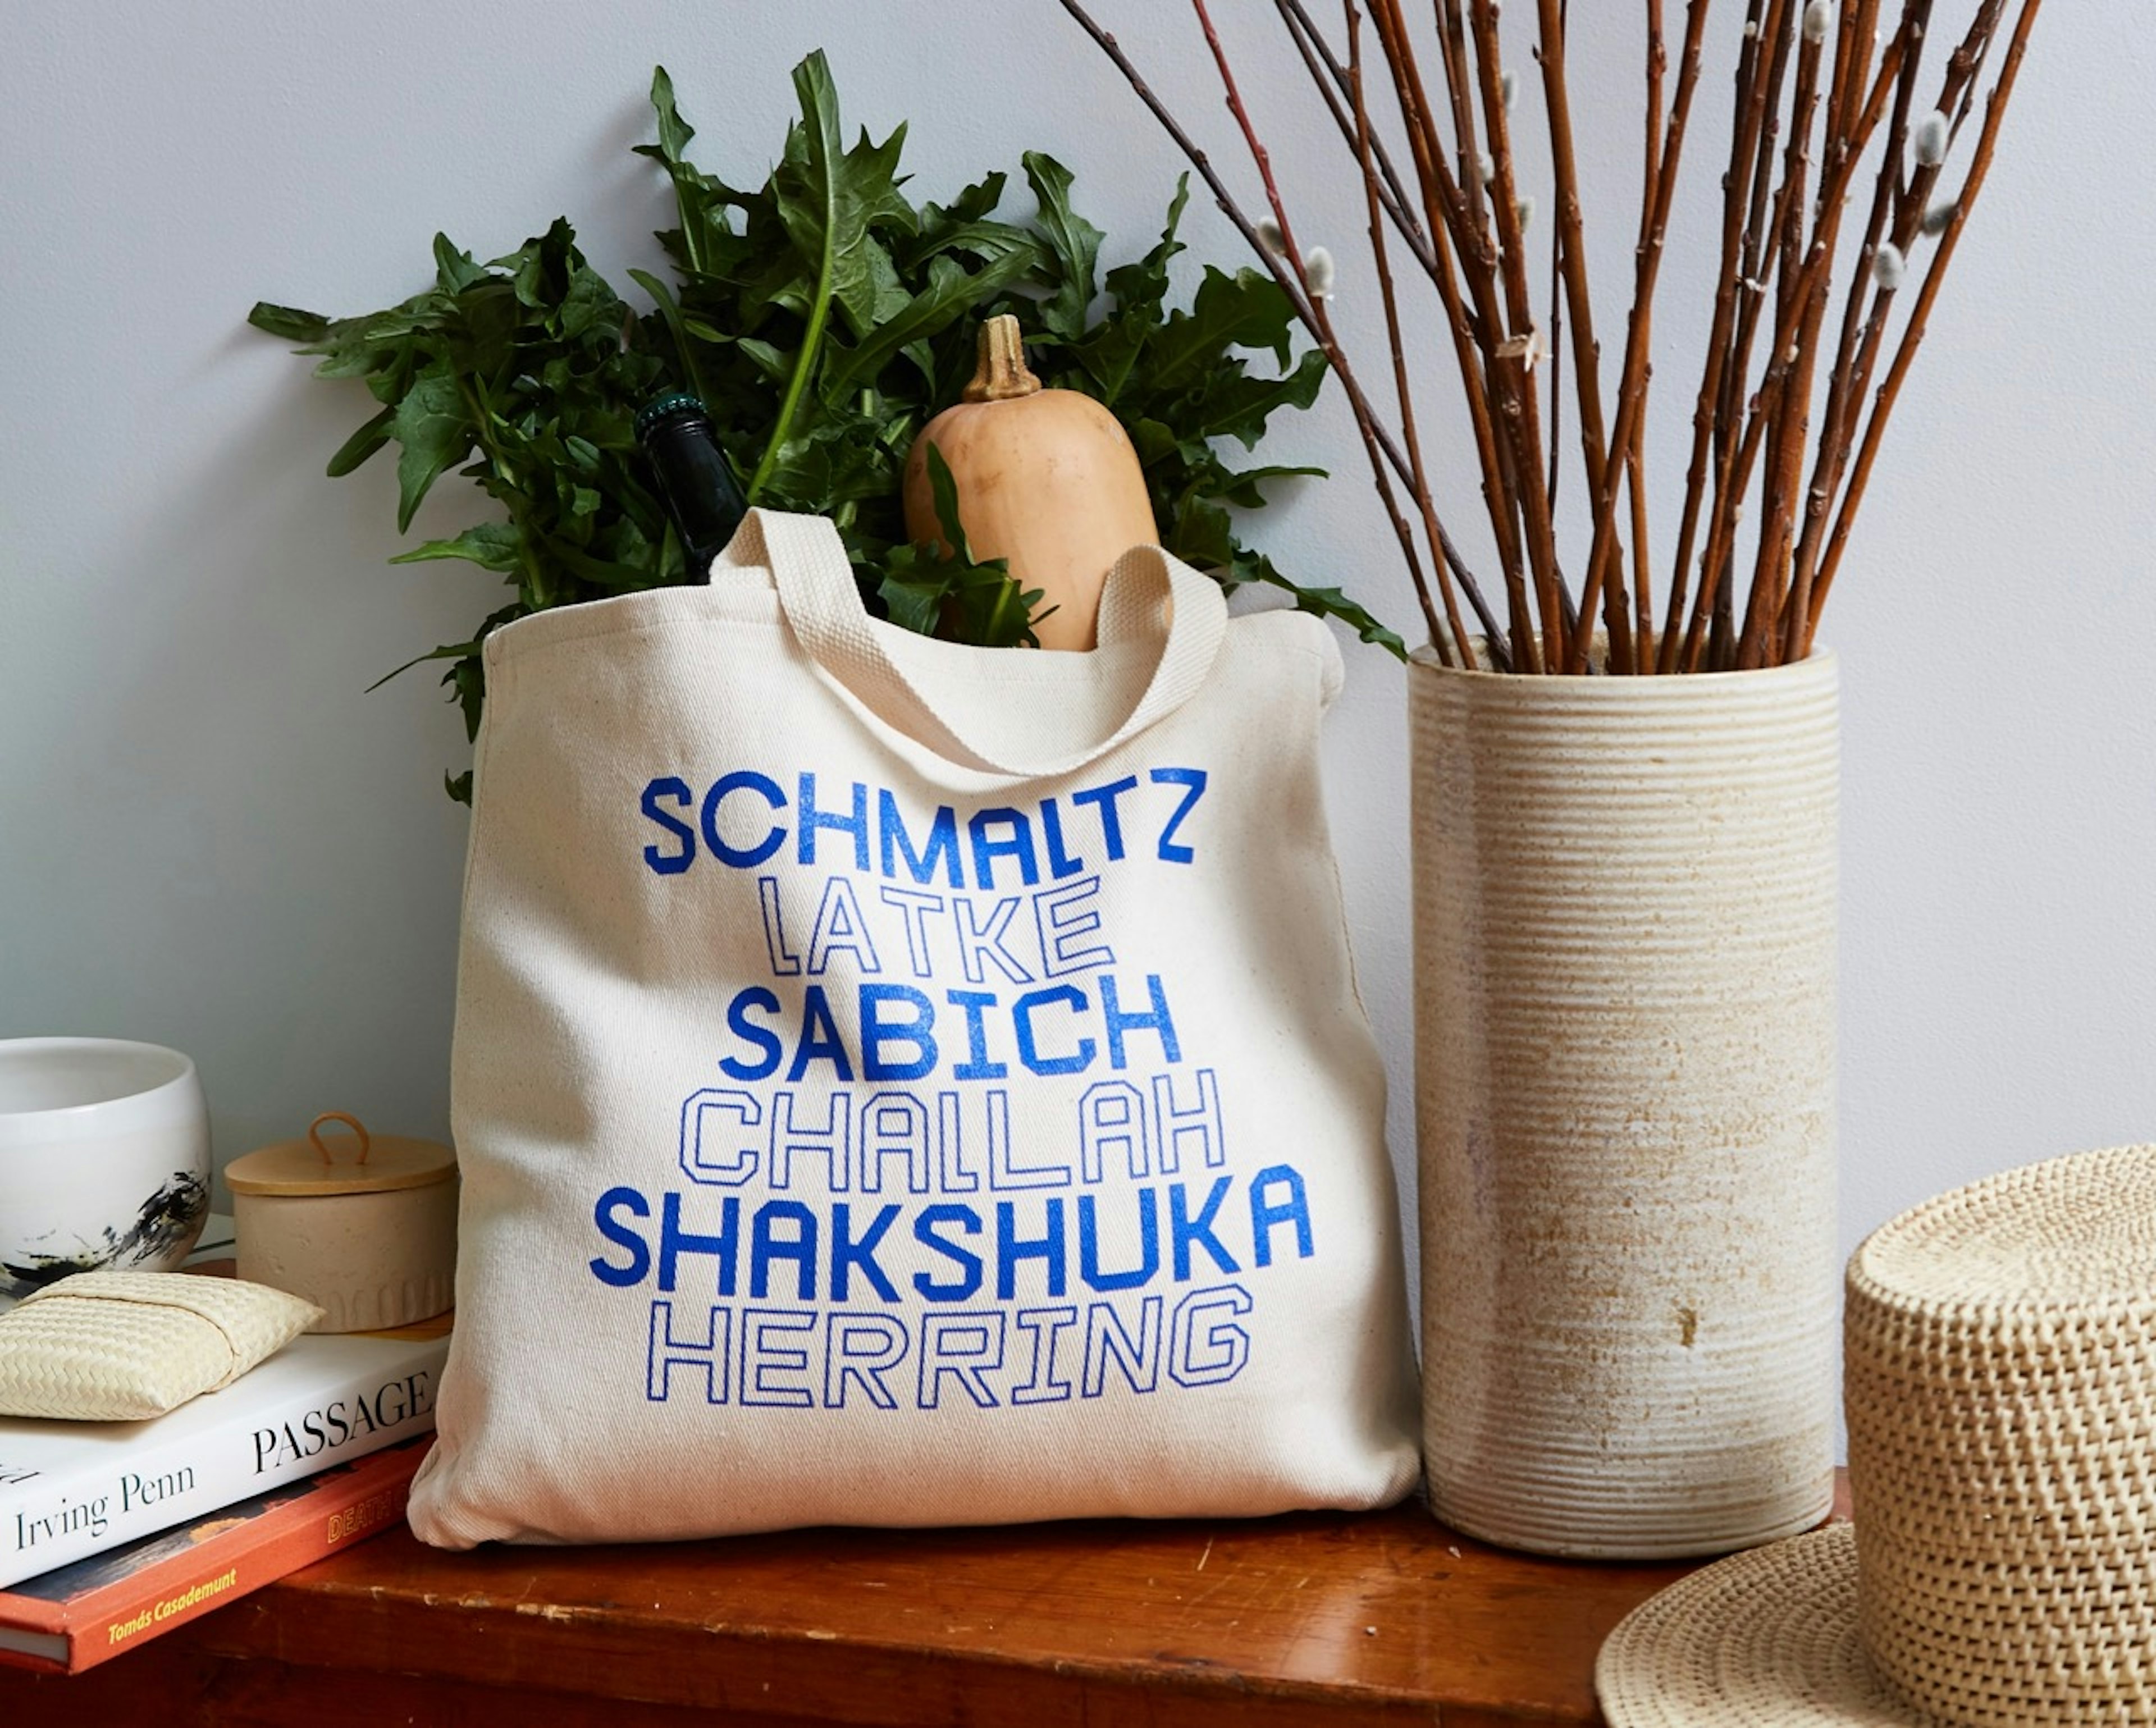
[0,1038,211,1300]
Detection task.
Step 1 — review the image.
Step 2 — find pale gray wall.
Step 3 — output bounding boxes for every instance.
[3,3,2147,1300]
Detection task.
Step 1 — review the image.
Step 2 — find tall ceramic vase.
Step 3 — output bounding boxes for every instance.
[1410,646,1838,1558]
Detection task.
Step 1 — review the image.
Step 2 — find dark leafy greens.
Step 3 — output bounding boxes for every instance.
[250,53,1397,802]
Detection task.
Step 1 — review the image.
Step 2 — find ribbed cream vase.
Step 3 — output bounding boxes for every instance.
[1410,646,1839,1558]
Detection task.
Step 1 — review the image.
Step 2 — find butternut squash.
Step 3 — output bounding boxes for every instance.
[904,315,1159,651]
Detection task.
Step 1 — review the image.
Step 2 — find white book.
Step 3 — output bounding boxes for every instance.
[0,1234,449,1587]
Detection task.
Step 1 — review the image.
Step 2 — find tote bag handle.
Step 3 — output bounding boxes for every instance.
[714,509,1227,779]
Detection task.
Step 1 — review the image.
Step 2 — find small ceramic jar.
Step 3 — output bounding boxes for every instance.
[226,1113,457,1333]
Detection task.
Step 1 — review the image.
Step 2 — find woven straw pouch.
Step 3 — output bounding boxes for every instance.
[0,1272,321,1420]
[1599,1141,2156,1727]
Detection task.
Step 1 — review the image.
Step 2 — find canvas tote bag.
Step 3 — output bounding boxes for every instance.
[408,508,1419,1548]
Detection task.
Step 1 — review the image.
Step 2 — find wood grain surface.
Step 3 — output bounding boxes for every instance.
[0,1476,1851,1724]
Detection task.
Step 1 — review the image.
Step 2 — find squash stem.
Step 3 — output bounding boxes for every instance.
[964,314,1043,402]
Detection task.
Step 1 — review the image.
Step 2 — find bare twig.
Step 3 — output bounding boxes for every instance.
[1546,194,1565,513]
[1346,0,1472,662]
[1471,2,1575,670]
[1536,0,1624,666]
[1627,445,1655,669]
[1633,0,1666,665]
[1568,0,1711,674]
[1835,0,1888,136]
[1660,0,1775,670]
[1645,0,1668,193]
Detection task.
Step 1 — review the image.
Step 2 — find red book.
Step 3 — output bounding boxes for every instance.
[0,1436,428,1674]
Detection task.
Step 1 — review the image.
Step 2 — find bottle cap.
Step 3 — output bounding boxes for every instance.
[635,392,710,442]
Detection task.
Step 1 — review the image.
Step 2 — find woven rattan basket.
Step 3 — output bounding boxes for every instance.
[1598,1142,2156,1727]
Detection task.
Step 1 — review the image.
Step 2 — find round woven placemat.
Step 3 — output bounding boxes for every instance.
[1597,1524,1915,1726]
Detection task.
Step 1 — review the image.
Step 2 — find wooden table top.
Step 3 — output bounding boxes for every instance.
[1,1478,1851,1725]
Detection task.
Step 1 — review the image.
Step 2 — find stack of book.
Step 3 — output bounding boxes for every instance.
[0,1220,450,1674]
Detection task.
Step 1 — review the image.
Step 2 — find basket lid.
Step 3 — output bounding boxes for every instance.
[225,1112,456,1197]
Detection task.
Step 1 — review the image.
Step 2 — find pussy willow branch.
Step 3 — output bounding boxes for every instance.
[1363,0,1536,665]
[1632,0,1666,664]
[1785,0,1933,661]
[1058,1,2042,674]
[1052,0,1505,656]
[1806,0,2040,650]
[1735,11,1829,670]
[1381,0,1538,664]
[1751,0,2000,659]
[1218,0,1509,652]
[1659,0,1771,670]
[1190,0,1467,657]
[1696,0,1796,669]
[1199,0,1449,655]
[1435,0,1491,264]
[1733,1,1825,667]
[1812,0,2006,545]
[1787,0,1890,648]
[1682,17,1924,670]
[1270,0,1438,282]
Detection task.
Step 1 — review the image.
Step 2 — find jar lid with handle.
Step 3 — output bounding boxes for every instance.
[225,1111,455,1197]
